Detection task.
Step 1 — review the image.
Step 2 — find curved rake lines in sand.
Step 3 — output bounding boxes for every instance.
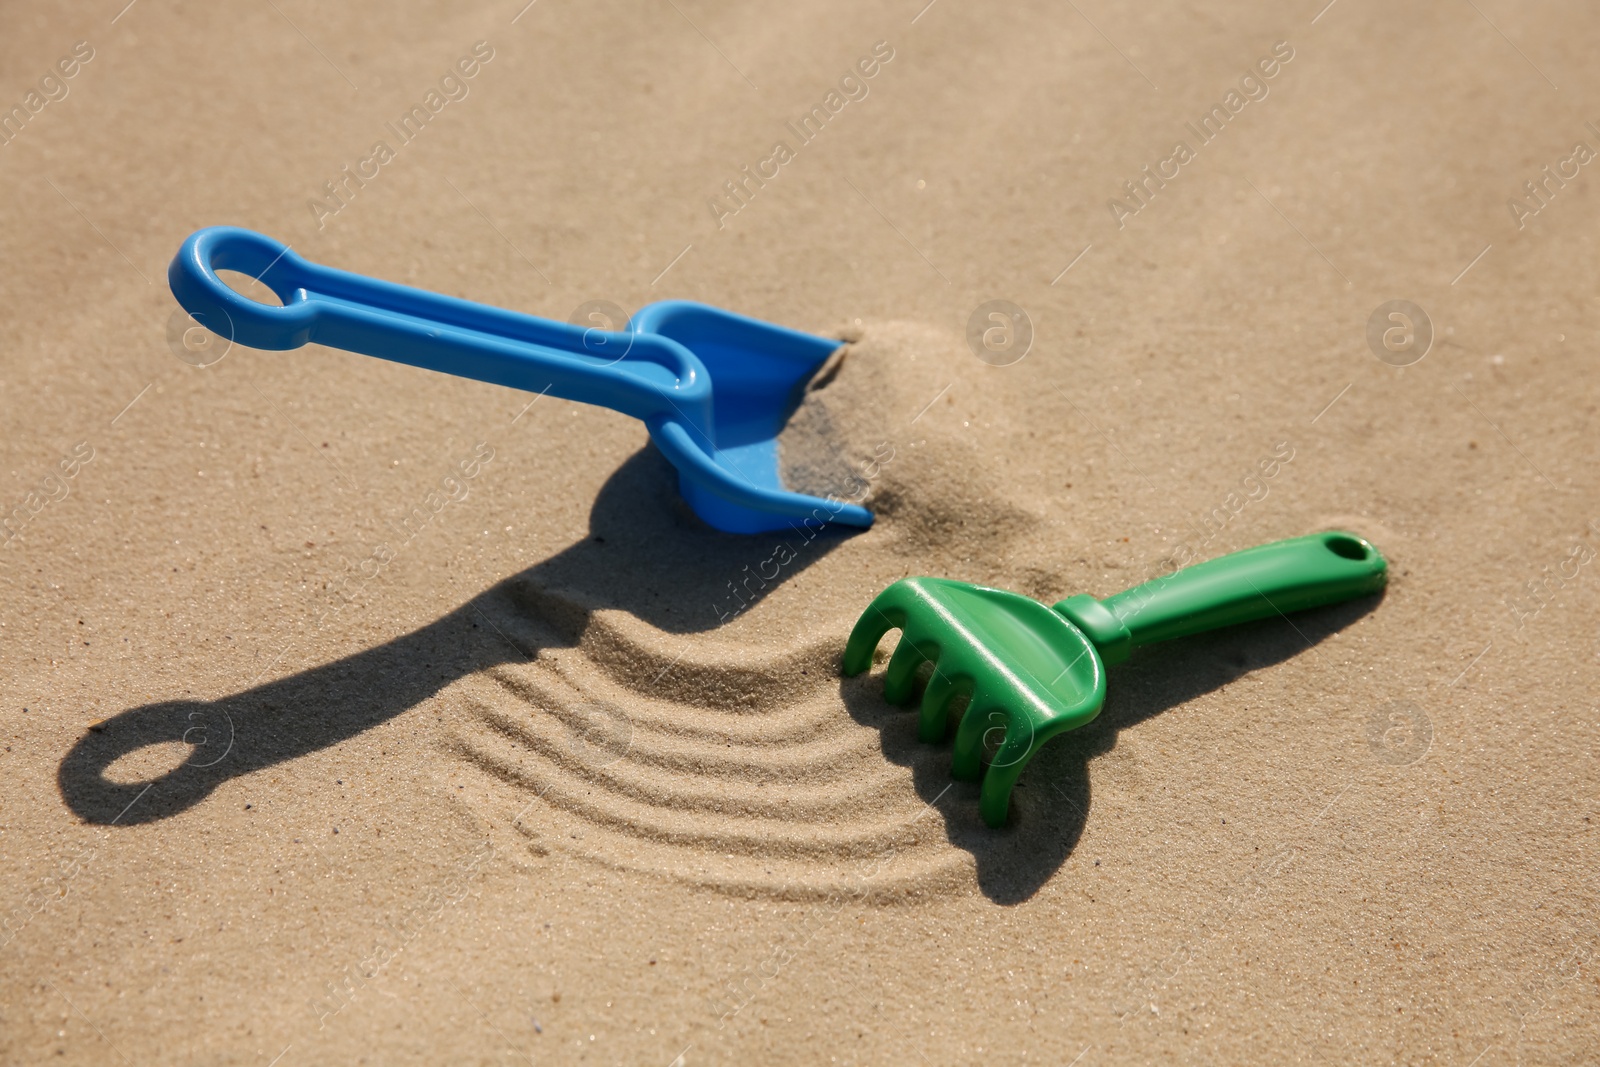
[504,789,960,904]
[463,722,910,859]
[481,661,848,749]
[452,649,970,900]
[559,609,849,714]
[499,578,852,714]
[471,693,882,793]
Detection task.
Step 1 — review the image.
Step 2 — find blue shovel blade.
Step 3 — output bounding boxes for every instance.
[630,299,871,534]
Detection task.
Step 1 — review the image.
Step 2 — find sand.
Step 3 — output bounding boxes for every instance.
[3,0,1598,1062]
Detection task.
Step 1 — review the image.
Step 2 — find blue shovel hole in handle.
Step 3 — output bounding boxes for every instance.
[217,269,285,307]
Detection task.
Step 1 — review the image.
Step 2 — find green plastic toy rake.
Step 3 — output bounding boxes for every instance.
[843,531,1387,826]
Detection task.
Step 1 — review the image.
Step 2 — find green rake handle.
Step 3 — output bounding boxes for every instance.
[1053,531,1388,664]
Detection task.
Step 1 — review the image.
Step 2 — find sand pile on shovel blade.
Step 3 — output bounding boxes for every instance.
[779,321,1046,585]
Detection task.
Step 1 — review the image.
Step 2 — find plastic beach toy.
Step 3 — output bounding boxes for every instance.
[843,531,1387,826]
[168,226,872,535]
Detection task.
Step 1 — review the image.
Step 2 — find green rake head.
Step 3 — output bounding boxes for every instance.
[843,578,1107,828]
[844,532,1388,827]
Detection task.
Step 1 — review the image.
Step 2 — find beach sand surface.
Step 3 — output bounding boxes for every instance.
[2,1,1598,1062]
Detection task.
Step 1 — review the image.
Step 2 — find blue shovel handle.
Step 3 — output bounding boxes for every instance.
[168,227,714,430]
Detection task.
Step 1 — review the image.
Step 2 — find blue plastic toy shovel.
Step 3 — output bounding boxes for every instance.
[168,226,872,535]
